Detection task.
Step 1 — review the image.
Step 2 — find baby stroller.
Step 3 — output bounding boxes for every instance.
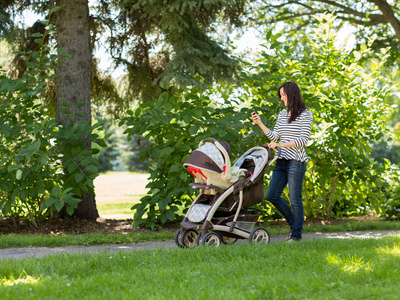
[175,137,280,247]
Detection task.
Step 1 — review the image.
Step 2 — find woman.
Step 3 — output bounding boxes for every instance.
[251,81,313,242]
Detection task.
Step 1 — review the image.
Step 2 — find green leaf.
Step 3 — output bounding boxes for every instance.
[169,164,181,173]
[52,185,61,197]
[75,173,85,183]
[16,169,22,180]
[75,102,86,108]
[210,126,219,135]
[85,165,98,173]
[95,139,108,147]
[54,200,64,212]
[160,147,175,157]
[20,189,28,201]
[166,209,175,221]
[60,109,72,115]
[177,145,191,152]
[189,125,199,135]
[32,140,41,151]
[50,6,61,14]
[158,198,169,210]
[76,111,87,118]
[43,197,58,209]
[66,206,75,216]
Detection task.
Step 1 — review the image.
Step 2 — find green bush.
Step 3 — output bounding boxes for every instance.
[380,164,400,219]
[121,14,394,228]
[120,89,260,229]
[241,14,392,219]
[0,17,105,225]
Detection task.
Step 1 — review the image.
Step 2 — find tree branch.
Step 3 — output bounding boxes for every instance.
[369,0,400,41]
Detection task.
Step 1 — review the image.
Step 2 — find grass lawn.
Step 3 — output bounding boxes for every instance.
[94,172,148,219]
[1,236,399,299]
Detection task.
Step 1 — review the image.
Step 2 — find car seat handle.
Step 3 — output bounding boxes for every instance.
[198,137,217,147]
[199,137,232,181]
[214,141,232,181]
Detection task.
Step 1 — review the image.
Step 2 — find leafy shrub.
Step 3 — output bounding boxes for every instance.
[120,89,261,229]
[0,16,105,226]
[242,14,392,219]
[121,14,394,228]
[380,164,400,219]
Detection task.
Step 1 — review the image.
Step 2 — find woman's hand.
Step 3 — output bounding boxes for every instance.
[267,141,279,149]
[251,112,262,125]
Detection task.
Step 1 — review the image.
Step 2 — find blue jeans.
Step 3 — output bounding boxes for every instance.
[266,159,307,238]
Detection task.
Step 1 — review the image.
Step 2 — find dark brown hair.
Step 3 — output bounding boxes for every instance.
[278,81,306,123]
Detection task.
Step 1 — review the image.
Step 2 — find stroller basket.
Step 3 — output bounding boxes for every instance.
[215,212,260,232]
[226,221,256,232]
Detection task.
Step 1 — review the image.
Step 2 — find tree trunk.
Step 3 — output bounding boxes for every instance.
[55,0,99,220]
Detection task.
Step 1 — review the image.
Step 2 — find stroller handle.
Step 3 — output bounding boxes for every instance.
[199,138,232,181]
[276,147,282,157]
[262,144,282,159]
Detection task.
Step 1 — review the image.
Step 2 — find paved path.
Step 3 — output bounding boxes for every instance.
[1,230,399,260]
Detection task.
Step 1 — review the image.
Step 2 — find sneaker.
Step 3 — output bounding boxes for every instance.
[284,230,293,241]
[285,236,302,243]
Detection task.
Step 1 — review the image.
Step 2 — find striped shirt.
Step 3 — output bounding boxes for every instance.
[266,109,313,162]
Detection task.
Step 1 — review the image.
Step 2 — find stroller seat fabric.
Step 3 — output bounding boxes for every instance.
[195,143,226,171]
[184,142,230,175]
[187,204,211,223]
[233,148,269,181]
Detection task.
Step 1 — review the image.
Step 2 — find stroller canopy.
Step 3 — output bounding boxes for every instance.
[184,141,231,174]
[232,147,270,182]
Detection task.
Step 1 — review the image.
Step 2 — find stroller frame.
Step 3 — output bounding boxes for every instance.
[176,138,280,247]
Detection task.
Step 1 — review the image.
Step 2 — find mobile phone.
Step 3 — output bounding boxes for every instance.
[252,108,256,114]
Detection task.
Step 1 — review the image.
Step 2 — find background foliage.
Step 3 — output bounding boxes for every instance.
[120,87,259,229]
[1,1,400,228]
[122,15,400,228]
[0,22,106,226]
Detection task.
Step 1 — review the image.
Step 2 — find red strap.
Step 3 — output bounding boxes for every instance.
[187,166,208,180]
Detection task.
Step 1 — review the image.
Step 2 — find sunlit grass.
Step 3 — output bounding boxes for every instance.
[326,253,373,273]
[97,201,140,215]
[377,242,400,256]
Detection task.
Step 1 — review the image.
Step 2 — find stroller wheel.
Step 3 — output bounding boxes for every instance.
[181,229,199,248]
[201,232,222,247]
[249,227,270,244]
[174,229,184,248]
[195,233,203,246]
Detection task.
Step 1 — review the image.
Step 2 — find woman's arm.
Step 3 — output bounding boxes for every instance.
[267,140,295,149]
[251,111,280,141]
